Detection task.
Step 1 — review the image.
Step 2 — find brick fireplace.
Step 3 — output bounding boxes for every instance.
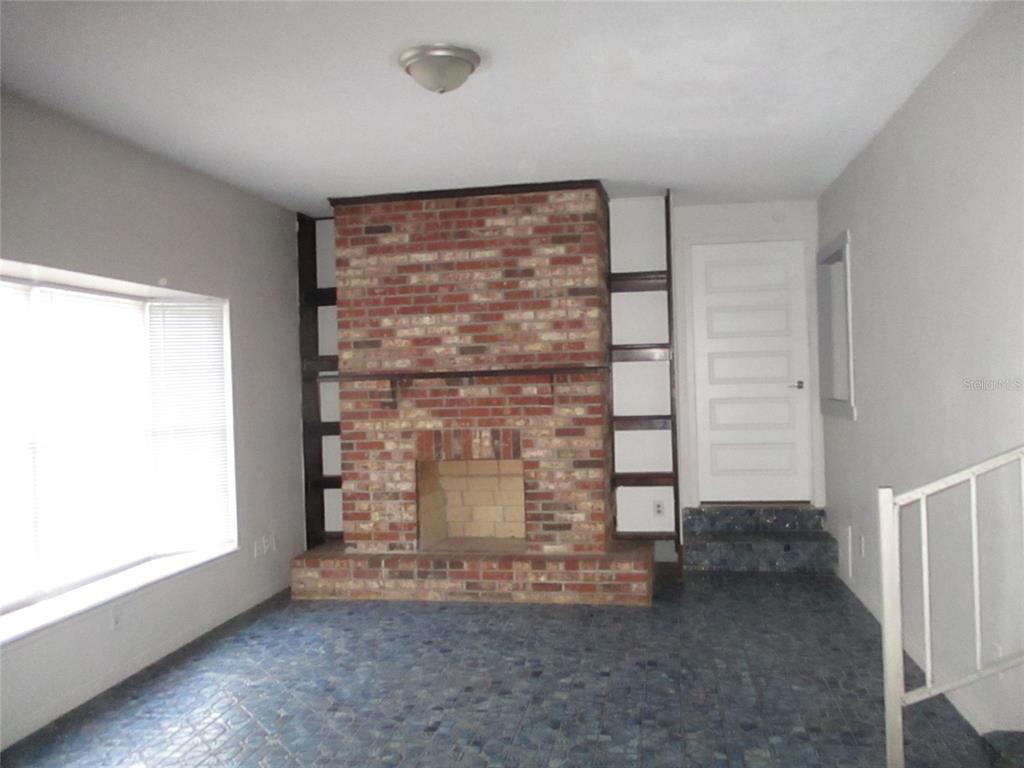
[291,181,653,606]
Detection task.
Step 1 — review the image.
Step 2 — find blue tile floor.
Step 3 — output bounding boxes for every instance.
[3,573,992,767]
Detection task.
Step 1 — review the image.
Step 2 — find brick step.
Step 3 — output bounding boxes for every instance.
[683,531,838,573]
[683,505,826,534]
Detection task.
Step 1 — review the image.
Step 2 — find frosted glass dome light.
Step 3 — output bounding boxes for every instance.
[399,44,481,94]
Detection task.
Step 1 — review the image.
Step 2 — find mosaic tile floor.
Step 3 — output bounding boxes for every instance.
[3,573,992,767]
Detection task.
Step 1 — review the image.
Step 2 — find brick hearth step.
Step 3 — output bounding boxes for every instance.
[682,505,838,573]
[291,540,655,607]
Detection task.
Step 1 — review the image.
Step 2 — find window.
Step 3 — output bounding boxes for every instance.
[816,230,857,420]
[0,264,236,617]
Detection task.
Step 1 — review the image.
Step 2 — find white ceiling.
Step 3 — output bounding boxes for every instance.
[1,2,985,215]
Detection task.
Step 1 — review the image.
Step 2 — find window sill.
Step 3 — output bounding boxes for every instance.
[0,546,238,646]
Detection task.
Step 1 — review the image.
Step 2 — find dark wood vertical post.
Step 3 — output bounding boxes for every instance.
[297,212,327,549]
[664,191,683,569]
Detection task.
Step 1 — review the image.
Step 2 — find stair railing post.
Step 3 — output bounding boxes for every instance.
[878,486,905,768]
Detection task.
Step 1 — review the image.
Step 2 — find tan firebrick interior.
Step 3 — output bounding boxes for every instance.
[418,460,526,550]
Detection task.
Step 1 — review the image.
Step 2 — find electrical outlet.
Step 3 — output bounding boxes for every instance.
[653,500,665,516]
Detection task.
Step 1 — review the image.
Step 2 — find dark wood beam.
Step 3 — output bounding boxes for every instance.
[664,190,682,556]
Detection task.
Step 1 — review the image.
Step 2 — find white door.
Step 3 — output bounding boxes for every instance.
[691,241,812,501]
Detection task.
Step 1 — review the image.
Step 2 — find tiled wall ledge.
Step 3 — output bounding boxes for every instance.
[291,541,652,607]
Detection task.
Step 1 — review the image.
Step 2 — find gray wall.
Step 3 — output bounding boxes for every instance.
[0,92,304,747]
[818,5,1024,733]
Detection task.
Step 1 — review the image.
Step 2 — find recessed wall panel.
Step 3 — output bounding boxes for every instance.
[609,197,666,272]
[707,305,789,338]
[315,218,336,288]
[319,381,339,422]
[710,443,795,475]
[324,488,343,532]
[709,398,794,431]
[708,351,791,385]
[615,486,675,533]
[611,292,669,345]
[318,306,337,356]
[614,430,673,472]
[705,259,788,294]
[322,435,341,474]
[612,361,671,416]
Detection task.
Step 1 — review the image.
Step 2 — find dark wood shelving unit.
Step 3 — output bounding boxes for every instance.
[297,213,329,549]
[610,192,681,549]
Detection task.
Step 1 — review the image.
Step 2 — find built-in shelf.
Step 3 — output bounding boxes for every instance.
[307,421,340,437]
[609,270,668,293]
[303,355,340,378]
[608,194,681,555]
[610,343,671,362]
[613,472,677,487]
[613,530,676,540]
[298,213,329,548]
[613,415,673,431]
[300,287,337,307]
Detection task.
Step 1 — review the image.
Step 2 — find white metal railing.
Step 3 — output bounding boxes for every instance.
[879,444,1024,767]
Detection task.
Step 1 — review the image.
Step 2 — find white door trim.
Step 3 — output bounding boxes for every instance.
[673,227,826,509]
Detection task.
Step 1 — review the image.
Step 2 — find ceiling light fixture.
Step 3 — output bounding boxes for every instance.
[399,44,481,94]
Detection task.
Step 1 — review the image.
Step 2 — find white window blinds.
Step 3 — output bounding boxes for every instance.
[0,280,235,614]
[148,302,235,552]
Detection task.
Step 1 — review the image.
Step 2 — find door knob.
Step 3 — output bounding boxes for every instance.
[788,380,805,389]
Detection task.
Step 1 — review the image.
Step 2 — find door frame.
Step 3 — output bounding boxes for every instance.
[672,220,827,511]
